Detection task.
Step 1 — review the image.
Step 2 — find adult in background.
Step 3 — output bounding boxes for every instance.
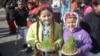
[3,0,17,34]
[80,0,100,54]
[14,1,28,48]
[60,0,71,23]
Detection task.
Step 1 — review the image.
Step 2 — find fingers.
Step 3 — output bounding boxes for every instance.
[36,42,40,50]
[77,48,81,54]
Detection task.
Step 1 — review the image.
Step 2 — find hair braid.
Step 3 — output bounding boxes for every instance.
[51,19,55,42]
[36,18,40,42]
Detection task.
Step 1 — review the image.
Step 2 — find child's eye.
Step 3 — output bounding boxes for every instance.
[66,22,70,24]
[43,15,51,18]
[47,15,51,17]
[42,15,46,17]
[73,21,76,23]
[43,16,46,17]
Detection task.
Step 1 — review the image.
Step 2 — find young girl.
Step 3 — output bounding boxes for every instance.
[62,12,92,56]
[27,0,50,27]
[26,6,62,56]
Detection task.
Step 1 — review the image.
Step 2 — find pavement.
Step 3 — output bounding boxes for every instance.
[0,8,6,21]
[0,8,34,56]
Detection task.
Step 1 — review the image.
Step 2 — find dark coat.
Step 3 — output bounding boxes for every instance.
[80,11,100,54]
[14,8,28,27]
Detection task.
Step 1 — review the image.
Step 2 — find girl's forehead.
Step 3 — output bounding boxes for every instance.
[65,16,77,21]
[65,13,76,18]
[66,17,76,20]
[40,9,52,14]
[65,13,77,20]
[18,2,23,5]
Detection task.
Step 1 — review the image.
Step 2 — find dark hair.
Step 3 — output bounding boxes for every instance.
[84,0,92,5]
[37,7,53,16]
[36,7,55,42]
[71,0,77,3]
[93,0,100,6]
[27,2,34,5]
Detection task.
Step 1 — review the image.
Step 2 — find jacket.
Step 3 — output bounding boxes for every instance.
[14,8,28,27]
[80,11,100,53]
[63,27,92,56]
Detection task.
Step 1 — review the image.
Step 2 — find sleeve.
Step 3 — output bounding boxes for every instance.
[54,23,62,48]
[84,6,93,14]
[14,10,18,20]
[80,16,91,33]
[80,30,92,53]
[62,28,66,44]
[61,0,65,4]
[32,8,38,15]
[26,24,37,49]
[29,13,37,19]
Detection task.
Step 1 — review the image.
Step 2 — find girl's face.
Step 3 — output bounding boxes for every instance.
[28,4,33,10]
[38,9,53,24]
[65,17,76,30]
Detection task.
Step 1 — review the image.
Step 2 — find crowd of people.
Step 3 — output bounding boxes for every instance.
[2,0,100,56]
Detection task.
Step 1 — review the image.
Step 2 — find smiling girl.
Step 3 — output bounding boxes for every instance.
[62,12,92,56]
[26,6,62,56]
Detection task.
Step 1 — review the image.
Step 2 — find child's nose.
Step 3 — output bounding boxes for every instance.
[45,16,49,19]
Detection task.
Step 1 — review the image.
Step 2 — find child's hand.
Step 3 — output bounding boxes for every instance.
[36,42,41,50]
[27,18,30,21]
[55,43,59,50]
[77,48,82,54]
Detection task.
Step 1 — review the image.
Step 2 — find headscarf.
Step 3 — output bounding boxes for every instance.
[63,12,80,28]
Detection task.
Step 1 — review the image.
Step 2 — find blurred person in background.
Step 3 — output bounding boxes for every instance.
[14,0,28,49]
[3,0,17,35]
[71,0,78,12]
[60,0,71,23]
[80,0,100,55]
[27,0,38,27]
[83,0,93,16]
[26,0,39,53]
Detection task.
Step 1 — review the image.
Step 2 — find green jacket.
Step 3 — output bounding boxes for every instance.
[26,21,62,56]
